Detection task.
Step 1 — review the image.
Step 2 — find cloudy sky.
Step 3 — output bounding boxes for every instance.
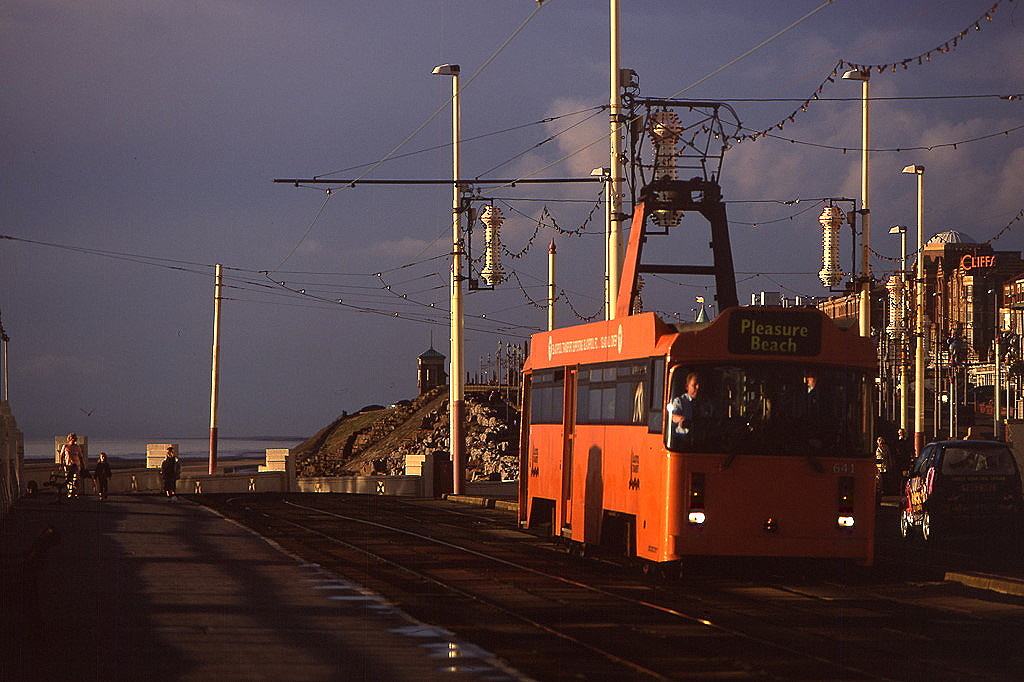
[2,0,1021,441]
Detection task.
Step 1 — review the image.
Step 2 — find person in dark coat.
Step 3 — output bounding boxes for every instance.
[894,427,915,472]
[160,447,181,499]
[93,452,112,500]
[875,436,897,495]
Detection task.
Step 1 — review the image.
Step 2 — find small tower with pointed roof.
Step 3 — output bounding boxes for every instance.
[418,346,447,395]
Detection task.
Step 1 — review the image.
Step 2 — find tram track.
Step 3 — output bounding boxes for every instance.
[213,494,1024,681]
[279,499,900,680]
[194,493,1022,680]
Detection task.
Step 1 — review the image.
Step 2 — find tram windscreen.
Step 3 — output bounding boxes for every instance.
[665,364,872,458]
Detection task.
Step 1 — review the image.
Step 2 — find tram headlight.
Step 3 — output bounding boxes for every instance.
[837,476,856,530]
[688,472,706,525]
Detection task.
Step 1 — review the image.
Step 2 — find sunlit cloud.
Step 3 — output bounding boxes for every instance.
[22,354,103,378]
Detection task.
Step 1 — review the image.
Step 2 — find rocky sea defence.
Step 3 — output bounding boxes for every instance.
[295,388,520,481]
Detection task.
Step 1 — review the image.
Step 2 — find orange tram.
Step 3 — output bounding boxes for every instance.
[518,307,877,567]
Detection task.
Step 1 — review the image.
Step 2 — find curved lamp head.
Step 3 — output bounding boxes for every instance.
[432,64,460,76]
[902,164,925,175]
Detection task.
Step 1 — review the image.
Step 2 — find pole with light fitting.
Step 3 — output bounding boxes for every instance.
[889,225,909,432]
[608,0,623,320]
[902,164,925,456]
[432,63,465,495]
[842,68,872,338]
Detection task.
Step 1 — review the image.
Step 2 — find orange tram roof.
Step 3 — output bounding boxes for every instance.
[524,307,876,372]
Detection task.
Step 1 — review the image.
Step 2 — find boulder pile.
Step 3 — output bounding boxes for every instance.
[295,389,520,480]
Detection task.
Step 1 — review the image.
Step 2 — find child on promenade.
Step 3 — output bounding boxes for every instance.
[160,447,181,499]
[94,452,112,500]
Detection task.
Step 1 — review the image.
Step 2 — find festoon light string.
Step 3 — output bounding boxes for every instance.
[732,0,1014,144]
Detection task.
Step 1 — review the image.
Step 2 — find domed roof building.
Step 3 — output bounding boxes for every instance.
[927,230,977,245]
[919,228,1024,363]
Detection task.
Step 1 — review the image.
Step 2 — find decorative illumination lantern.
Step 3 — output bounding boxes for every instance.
[886,275,905,338]
[647,110,683,227]
[480,205,505,286]
[818,205,844,287]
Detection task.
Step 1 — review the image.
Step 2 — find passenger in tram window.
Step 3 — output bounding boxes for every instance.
[799,371,822,417]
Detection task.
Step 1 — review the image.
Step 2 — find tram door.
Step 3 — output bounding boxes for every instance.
[561,367,577,531]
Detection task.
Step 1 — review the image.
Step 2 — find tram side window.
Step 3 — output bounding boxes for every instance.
[576,360,652,426]
[530,370,564,424]
[649,358,665,433]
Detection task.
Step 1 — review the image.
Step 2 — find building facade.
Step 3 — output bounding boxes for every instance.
[817,230,1024,430]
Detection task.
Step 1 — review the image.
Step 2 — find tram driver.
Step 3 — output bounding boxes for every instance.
[668,370,704,449]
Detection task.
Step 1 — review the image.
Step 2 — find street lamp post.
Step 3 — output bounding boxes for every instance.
[843,68,871,338]
[890,225,909,431]
[608,0,623,320]
[0,311,8,403]
[209,264,223,475]
[902,164,925,456]
[548,239,557,331]
[433,63,465,495]
[993,287,1002,441]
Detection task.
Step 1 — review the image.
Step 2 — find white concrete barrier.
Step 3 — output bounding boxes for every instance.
[20,460,511,500]
[296,476,423,496]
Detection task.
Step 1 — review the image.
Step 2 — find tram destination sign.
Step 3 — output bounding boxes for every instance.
[727,309,822,356]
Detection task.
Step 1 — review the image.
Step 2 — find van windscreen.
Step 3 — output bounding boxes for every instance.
[941,445,1018,475]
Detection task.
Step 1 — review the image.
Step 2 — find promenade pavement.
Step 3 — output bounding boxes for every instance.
[0,492,524,682]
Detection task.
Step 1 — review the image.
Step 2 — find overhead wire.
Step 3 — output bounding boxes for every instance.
[315,105,605,178]
[271,0,554,274]
[667,0,839,99]
[737,121,1024,153]
[267,188,333,273]
[732,1,1017,142]
[474,105,608,179]
[730,200,826,228]
[502,0,836,183]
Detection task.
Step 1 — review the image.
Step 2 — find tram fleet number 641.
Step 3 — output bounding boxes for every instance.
[518,306,877,567]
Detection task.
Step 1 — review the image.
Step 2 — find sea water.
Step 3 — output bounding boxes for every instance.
[22,436,304,463]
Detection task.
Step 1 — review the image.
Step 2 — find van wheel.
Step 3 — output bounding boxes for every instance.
[899,511,913,540]
[921,512,935,541]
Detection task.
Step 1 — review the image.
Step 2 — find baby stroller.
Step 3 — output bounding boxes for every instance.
[46,464,93,501]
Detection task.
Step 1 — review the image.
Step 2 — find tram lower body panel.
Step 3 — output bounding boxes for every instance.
[666,453,875,563]
[523,426,875,564]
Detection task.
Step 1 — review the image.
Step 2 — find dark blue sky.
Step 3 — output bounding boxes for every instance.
[2,1,1021,441]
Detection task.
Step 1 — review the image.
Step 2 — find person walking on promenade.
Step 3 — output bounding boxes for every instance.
[94,452,112,500]
[58,432,86,500]
[874,436,894,496]
[160,447,181,500]
[894,427,914,473]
